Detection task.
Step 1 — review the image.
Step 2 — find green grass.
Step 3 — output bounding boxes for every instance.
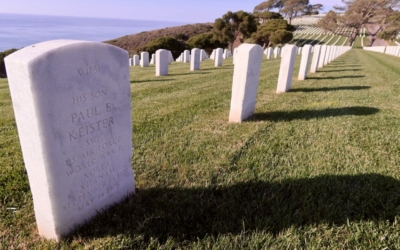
[2,49,400,248]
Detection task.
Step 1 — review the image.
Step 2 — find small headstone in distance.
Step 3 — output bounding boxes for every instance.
[183,50,190,63]
[5,40,135,241]
[140,51,149,67]
[215,48,223,67]
[133,55,139,66]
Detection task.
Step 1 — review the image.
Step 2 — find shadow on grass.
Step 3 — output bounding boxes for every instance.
[131,78,176,83]
[307,75,365,80]
[323,64,362,68]
[169,71,209,76]
[73,174,400,243]
[319,69,363,72]
[248,106,378,122]
[202,66,234,71]
[289,86,371,93]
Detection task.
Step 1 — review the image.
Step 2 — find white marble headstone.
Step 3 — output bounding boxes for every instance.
[215,48,223,67]
[298,44,312,80]
[156,49,169,76]
[140,52,149,67]
[183,50,190,63]
[190,48,200,71]
[310,44,321,73]
[229,44,263,123]
[276,44,297,93]
[5,40,135,241]
[133,55,139,66]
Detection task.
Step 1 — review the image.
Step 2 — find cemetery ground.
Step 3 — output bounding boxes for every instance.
[1,48,400,248]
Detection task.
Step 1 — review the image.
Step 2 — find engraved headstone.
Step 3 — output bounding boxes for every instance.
[229,44,263,123]
[190,48,200,71]
[156,49,169,76]
[5,40,135,241]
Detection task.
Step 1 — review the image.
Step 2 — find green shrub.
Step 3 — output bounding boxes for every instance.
[186,33,228,55]
[143,37,186,59]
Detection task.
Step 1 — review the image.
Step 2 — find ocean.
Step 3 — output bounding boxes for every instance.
[0,13,188,51]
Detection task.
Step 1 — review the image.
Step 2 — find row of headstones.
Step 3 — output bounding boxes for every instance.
[129,51,174,67]
[176,49,208,62]
[364,46,400,56]
[229,43,352,122]
[2,39,350,241]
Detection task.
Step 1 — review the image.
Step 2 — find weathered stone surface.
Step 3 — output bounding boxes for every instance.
[5,40,135,241]
[229,44,263,123]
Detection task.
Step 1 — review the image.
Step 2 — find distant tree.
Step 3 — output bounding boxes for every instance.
[378,12,400,41]
[0,49,18,78]
[254,11,284,23]
[254,0,323,24]
[316,0,400,46]
[213,11,258,52]
[252,19,295,47]
[186,33,228,54]
[144,37,186,59]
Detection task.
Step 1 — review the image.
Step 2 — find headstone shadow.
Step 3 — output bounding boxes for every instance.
[306,75,365,80]
[248,106,379,122]
[289,86,371,93]
[319,69,363,72]
[73,174,400,243]
[131,78,176,83]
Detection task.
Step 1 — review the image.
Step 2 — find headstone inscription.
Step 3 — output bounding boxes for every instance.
[229,44,263,123]
[5,40,135,241]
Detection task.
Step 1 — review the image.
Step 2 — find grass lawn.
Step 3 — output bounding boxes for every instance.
[1,48,400,248]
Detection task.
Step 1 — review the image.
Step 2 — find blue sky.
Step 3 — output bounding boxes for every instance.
[2,0,343,22]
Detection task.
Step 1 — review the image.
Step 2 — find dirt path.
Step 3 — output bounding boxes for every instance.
[366,24,387,46]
